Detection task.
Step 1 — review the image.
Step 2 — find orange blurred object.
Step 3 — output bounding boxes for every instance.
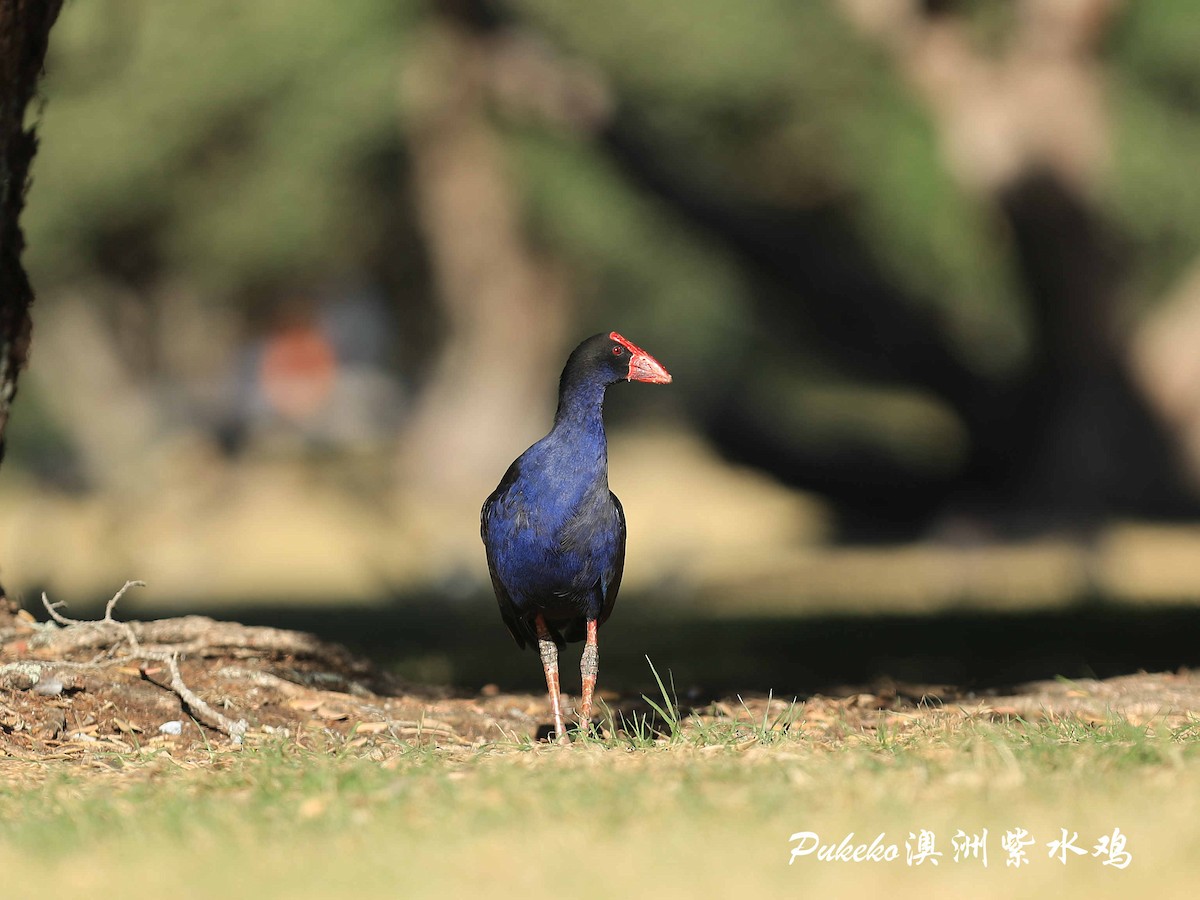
[259,322,337,422]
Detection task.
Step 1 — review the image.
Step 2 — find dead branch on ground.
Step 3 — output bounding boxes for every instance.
[6,581,249,744]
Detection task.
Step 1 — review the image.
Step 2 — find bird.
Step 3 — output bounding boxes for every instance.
[481,331,672,742]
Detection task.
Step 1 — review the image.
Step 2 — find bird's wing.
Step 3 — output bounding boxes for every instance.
[481,461,533,649]
[597,490,627,627]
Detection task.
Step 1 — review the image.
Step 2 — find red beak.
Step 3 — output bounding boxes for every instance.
[610,332,672,384]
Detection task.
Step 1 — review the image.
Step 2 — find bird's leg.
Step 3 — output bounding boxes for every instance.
[579,618,599,726]
[535,614,569,744]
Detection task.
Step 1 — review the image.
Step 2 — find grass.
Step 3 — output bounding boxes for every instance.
[2,699,1198,899]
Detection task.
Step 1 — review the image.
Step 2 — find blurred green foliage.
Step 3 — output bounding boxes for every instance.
[26,0,419,292]
[513,0,1025,376]
[17,0,1200,386]
[1107,2,1200,305]
[0,377,78,482]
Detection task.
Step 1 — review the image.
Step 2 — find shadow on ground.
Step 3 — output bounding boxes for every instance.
[110,592,1200,699]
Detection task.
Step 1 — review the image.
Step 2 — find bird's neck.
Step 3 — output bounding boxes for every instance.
[550,379,609,463]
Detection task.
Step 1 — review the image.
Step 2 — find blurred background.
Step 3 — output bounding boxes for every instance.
[6,0,1200,693]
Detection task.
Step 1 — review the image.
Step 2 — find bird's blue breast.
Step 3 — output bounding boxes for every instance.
[484,432,621,619]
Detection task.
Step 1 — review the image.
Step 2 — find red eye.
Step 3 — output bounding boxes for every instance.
[612,346,623,355]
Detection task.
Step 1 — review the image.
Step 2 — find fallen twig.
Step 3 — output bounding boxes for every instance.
[39,581,248,745]
[154,653,247,744]
[23,610,371,672]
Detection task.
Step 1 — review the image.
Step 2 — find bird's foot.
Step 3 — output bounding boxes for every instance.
[549,711,570,745]
[574,717,603,742]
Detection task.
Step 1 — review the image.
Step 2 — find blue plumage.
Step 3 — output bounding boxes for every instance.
[481,345,626,647]
[480,332,671,737]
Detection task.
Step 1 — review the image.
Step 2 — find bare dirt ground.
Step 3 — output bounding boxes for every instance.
[3,590,1198,765]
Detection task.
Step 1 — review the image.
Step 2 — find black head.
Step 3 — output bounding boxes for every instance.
[560,332,672,392]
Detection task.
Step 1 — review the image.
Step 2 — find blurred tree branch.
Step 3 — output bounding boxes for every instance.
[837,0,1117,194]
[397,7,570,501]
[0,0,61,464]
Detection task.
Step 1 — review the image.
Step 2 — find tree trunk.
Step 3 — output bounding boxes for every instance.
[398,15,569,500]
[0,0,61,464]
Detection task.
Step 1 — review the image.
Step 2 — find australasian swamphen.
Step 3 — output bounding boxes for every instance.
[481,332,672,741]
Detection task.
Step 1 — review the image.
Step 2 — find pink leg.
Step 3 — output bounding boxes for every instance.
[579,618,599,723]
[535,614,569,744]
